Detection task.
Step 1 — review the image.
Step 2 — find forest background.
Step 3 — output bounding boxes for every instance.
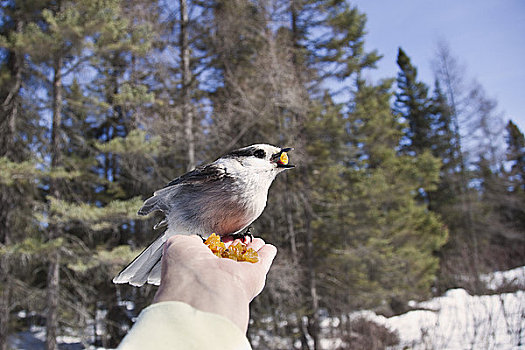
[0,0,524,349]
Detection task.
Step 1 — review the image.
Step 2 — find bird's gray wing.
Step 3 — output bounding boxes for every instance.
[137,163,229,224]
[163,163,228,187]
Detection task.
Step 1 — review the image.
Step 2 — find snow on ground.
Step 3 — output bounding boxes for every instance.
[257,267,525,350]
[379,289,524,349]
[8,325,110,350]
[481,265,525,291]
[8,326,86,350]
[356,266,525,350]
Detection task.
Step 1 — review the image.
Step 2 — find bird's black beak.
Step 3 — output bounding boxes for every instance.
[271,147,295,168]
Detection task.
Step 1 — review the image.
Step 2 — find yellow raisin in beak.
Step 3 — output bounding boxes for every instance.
[279,152,289,165]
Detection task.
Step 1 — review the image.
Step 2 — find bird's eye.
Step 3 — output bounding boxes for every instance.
[254,149,266,159]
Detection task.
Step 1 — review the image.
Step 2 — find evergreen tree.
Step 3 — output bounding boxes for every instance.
[492,120,525,266]
[505,120,525,191]
[473,156,514,269]
[395,47,433,155]
[339,79,446,314]
[281,3,381,347]
[425,81,462,242]
[0,2,49,348]
[8,1,154,347]
[428,82,455,167]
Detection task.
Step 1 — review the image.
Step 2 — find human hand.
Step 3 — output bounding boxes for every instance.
[153,235,277,332]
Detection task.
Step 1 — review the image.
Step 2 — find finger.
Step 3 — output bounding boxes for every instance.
[246,237,265,252]
[165,234,213,259]
[227,238,244,248]
[256,244,277,273]
[165,234,203,249]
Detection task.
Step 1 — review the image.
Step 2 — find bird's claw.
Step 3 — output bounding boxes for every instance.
[229,227,253,244]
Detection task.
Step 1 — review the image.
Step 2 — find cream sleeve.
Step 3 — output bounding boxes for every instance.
[117,301,252,350]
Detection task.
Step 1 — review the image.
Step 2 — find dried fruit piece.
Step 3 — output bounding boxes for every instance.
[204,233,226,257]
[204,233,259,263]
[241,247,259,263]
[279,152,289,165]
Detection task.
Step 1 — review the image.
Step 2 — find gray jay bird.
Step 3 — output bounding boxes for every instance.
[113,144,294,286]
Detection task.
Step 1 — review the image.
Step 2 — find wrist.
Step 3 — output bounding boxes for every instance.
[154,272,251,332]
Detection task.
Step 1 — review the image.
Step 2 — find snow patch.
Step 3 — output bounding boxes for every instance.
[481,266,525,291]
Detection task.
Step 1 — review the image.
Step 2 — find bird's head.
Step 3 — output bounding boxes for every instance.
[223,144,295,173]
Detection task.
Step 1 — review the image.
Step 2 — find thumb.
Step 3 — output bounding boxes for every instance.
[257,244,277,274]
[247,244,277,299]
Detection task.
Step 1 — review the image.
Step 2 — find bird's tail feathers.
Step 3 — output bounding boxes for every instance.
[112,234,166,287]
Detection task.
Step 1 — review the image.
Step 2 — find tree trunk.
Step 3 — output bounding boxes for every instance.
[0,29,22,349]
[46,253,60,350]
[0,128,15,350]
[302,178,319,350]
[285,176,298,264]
[290,0,299,68]
[180,0,195,171]
[0,259,11,350]
[305,212,319,350]
[288,2,318,347]
[46,55,63,350]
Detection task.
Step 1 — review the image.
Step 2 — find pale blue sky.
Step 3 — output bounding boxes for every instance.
[351,0,525,132]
